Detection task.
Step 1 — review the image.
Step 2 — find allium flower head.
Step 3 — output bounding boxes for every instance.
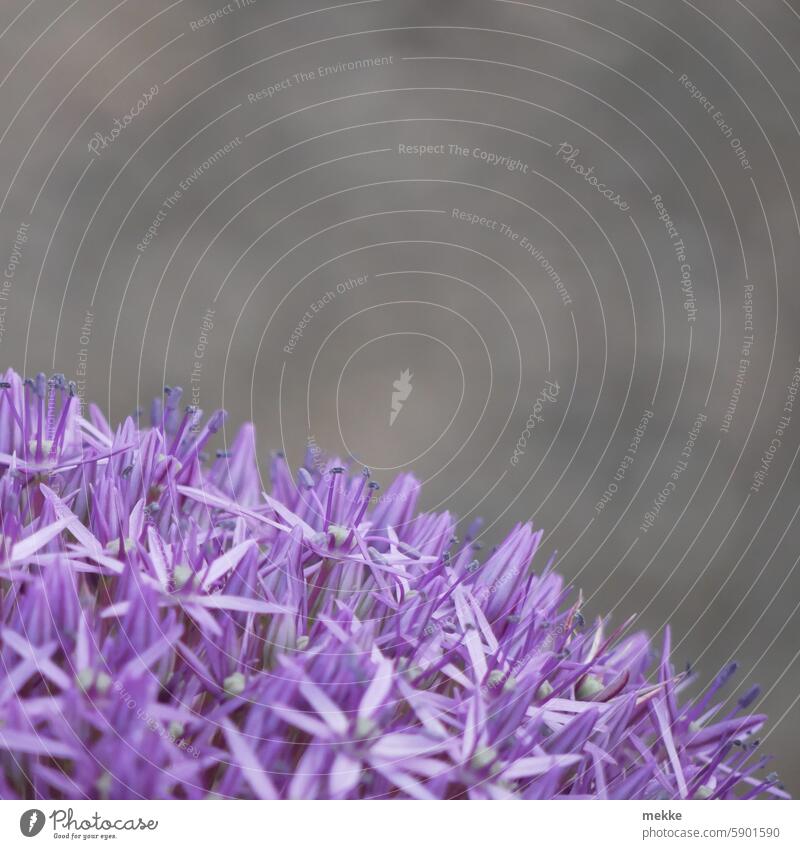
[0,369,788,799]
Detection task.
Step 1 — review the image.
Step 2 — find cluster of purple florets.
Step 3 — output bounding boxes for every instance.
[0,369,786,799]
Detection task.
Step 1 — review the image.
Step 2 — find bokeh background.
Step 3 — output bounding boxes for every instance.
[1,0,799,792]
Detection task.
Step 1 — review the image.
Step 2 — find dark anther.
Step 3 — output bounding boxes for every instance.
[207,410,226,433]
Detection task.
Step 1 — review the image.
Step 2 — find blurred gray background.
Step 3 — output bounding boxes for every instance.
[1,0,799,792]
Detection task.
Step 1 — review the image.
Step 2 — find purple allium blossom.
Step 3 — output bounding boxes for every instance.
[0,369,788,800]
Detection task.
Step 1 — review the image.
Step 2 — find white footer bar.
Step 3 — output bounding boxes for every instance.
[2,800,798,848]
